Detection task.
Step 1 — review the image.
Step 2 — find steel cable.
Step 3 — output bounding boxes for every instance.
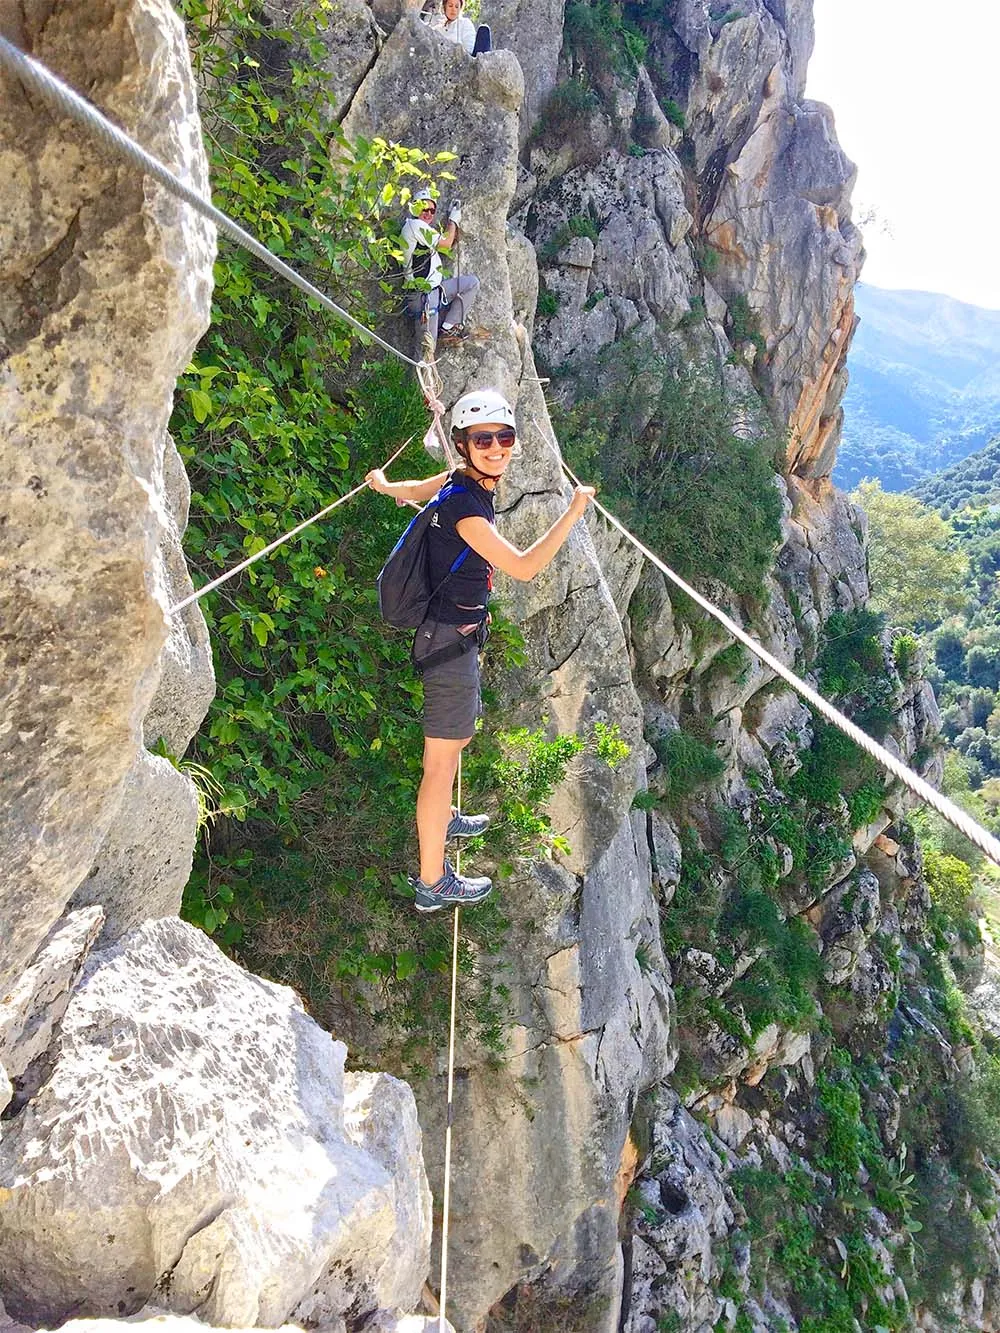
[560,459,1000,867]
[0,35,425,370]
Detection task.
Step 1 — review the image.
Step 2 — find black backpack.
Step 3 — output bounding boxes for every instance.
[377,481,471,630]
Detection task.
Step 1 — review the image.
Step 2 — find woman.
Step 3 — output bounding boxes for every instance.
[425,0,491,55]
[367,389,594,912]
[400,190,479,348]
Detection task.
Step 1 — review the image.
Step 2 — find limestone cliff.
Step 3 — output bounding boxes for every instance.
[1,1,996,1333]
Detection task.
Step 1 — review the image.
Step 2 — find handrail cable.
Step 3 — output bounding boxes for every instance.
[438,754,463,1333]
[560,458,1000,868]
[169,436,412,614]
[0,35,423,370]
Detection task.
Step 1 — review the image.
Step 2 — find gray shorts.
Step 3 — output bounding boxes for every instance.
[413,620,482,740]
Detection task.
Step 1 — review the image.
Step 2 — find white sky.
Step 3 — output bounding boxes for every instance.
[807,0,1000,310]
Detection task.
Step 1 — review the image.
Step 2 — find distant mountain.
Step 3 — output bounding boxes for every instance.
[911,436,1000,516]
[832,284,1000,492]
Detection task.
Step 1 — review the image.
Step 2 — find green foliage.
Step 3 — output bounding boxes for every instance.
[846,779,885,831]
[652,728,724,808]
[916,502,1000,816]
[554,340,783,597]
[530,78,600,150]
[660,96,686,128]
[893,1023,998,1313]
[662,796,825,1060]
[923,847,981,951]
[693,239,719,274]
[786,716,883,844]
[464,723,617,867]
[660,828,719,956]
[726,293,766,361]
[539,212,601,263]
[892,632,920,676]
[730,1164,902,1333]
[593,720,631,767]
[814,608,898,739]
[852,479,969,627]
[536,283,561,318]
[729,1048,985,1332]
[678,295,706,329]
[564,0,648,80]
[912,434,1000,517]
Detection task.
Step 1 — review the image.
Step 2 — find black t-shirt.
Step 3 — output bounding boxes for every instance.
[427,470,496,623]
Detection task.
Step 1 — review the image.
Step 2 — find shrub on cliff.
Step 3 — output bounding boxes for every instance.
[554,343,783,597]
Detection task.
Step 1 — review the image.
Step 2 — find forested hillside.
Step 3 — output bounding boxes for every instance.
[913,435,1000,515]
[862,445,1000,912]
[835,284,1000,492]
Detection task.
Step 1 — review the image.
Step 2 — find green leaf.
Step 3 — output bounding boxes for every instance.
[188,388,213,424]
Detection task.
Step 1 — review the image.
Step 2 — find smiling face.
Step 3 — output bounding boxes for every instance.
[463,422,516,481]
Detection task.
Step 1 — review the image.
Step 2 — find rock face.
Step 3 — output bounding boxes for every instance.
[0,919,432,1329]
[0,0,215,996]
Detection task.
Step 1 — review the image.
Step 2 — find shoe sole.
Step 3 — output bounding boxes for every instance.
[414,885,493,913]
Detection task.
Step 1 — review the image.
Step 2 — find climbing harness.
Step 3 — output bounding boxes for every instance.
[560,459,1000,868]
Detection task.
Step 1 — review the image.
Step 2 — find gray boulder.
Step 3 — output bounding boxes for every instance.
[262,0,380,121]
[704,81,863,480]
[819,868,883,986]
[68,750,199,944]
[0,906,104,1085]
[0,919,431,1328]
[530,149,694,370]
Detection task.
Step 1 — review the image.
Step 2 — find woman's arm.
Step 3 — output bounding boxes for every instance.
[366,468,449,505]
[436,219,458,253]
[456,487,595,581]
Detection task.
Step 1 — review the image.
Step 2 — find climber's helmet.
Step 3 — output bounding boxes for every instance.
[451,390,518,464]
[411,189,437,217]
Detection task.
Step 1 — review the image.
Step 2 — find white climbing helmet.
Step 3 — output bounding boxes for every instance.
[410,188,437,214]
[451,389,517,432]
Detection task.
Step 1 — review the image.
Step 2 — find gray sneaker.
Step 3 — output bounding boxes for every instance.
[410,860,493,913]
[446,811,491,839]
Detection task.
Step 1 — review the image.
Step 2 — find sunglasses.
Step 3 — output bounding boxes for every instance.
[420,203,437,214]
[468,429,516,450]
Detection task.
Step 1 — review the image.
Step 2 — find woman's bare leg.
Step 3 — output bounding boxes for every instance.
[417,735,472,884]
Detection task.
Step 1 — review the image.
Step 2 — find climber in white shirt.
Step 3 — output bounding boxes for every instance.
[400,190,480,348]
[423,0,492,56]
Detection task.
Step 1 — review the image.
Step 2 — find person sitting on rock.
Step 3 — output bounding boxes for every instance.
[401,189,480,350]
[424,0,492,56]
[366,389,595,912]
